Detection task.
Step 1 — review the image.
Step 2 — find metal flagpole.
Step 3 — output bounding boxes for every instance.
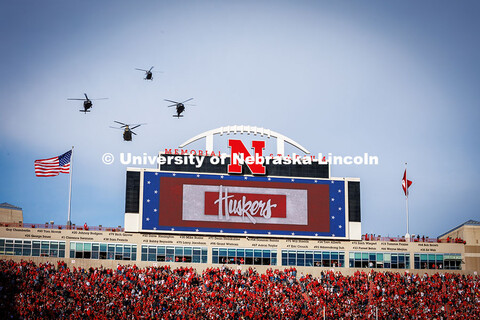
[67,146,74,228]
[405,162,410,240]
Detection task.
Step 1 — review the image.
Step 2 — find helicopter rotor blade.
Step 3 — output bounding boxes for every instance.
[166,104,177,108]
[91,98,108,100]
[181,98,194,104]
[148,66,154,72]
[114,121,128,127]
[131,131,137,135]
[67,98,85,100]
[130,124,145,130]
[109,126,123,130]
[164,99,180,104]
[84,93,89,100]
[135,68,148,72]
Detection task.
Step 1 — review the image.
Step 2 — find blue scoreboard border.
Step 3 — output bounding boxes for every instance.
[141,172,346,238]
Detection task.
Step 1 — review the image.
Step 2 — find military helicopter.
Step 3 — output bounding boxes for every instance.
[135,66,155,80]
[110,121,145,141]
[165,98,194,118]
[68,93,108,113]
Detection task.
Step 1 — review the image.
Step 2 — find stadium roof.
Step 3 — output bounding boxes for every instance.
[438,219,480,238]
[0,202,22,210]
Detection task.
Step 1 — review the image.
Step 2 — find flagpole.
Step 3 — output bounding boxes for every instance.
[67,146,74,228]
[405,162,410,241]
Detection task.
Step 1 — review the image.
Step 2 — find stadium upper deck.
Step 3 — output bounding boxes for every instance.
[0,221,472,276]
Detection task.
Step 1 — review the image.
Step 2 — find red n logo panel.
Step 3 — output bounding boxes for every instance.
[228,139,266,175]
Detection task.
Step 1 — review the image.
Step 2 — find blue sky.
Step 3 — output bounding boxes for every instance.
[1,1,479,237]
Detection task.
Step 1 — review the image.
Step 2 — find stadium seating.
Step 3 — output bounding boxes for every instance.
[0,259,478,319]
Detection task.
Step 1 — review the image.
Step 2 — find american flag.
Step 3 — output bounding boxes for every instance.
[34,150,72,177]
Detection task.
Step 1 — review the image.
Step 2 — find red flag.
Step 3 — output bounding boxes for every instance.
[402,170,412,196]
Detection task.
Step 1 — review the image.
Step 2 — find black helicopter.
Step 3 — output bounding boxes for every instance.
[165,98,194,118]
[68,93,108,113]
[135,66,154,80]
[110,121,145,141]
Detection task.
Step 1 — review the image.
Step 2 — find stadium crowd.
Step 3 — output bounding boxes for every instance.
[0,259,478,319]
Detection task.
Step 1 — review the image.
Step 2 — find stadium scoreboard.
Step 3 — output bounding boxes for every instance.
[125,128,361,239]
[125,157,361,239]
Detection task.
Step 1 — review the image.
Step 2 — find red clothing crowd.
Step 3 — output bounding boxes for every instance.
[0,259,478,319]
[444,236,466,244]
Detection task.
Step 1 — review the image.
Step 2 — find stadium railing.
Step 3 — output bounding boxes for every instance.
[0,222,124,232]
